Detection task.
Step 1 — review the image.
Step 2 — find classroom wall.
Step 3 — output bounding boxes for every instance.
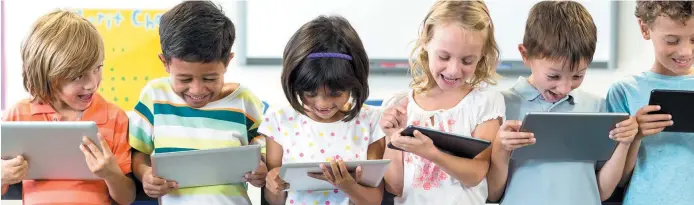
[0,1,659,205]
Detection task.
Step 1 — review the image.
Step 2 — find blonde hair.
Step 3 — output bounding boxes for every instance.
[409,0,499,93]
[21,10,104,104]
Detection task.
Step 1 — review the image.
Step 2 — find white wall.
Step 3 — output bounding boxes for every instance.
[246,0,614,62]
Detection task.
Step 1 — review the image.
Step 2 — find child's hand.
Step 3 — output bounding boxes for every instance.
[142,168,178,198]
[1,155,28,185]
[635,105,673,139]
[265,167,289,194]
[609,116,638,144]
[244,161,268,188]
[391,129,438,159]
[307,160,362,191]
[498,120,535,152]
[79,133,121,180]
[380,97,409,138]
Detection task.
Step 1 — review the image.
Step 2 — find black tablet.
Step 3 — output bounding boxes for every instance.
[648,89,694,133]
[387,125,491,159]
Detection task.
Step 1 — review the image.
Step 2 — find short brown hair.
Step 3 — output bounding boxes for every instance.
[523,1,597,71]
[21,10,104,104]
[281,16,369,122]
[635,1,694,26]
[410,0,499,93]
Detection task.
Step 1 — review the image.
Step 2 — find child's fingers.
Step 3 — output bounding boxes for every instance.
[501,132,534,139]
[636,105,661,116]
[502,138,536,146]
[616,117,635,128]
[501,120,522,131]
[320,164,336,182]
[337,160,351,180]
[329,160,342,180]
[82,136,103,159]
[79,144,96,166]
[307,173,327,181]
[637,114,671,123]
[640,121,673,130]
[97,133,114,156]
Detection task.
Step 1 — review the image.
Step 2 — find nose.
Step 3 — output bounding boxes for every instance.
[188,80,205,94]
[444,60,464,75]
[555,80,572,95]
[313,96,333,109]
[677,43,693,59]
[83,73,99,91]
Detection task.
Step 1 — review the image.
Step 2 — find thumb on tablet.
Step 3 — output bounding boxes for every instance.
[502,120,522,131]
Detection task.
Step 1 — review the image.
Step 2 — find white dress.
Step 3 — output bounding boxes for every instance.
[384,89,505,205]
[259,105,385,205]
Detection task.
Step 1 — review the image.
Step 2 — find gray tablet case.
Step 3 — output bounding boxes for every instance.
[513,112,629,161]
[1,121,101,180]
[279,159,391,191]
[152,145,261,188]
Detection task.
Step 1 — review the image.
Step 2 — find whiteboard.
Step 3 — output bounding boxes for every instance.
[246,0,613,62]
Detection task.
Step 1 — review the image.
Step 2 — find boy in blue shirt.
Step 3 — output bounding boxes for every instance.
[606,1,694,205]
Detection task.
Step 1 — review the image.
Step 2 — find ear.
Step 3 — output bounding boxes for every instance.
[158,54,170,73]
[638,18,651,40]
[227,52,235,66]
[518,44,531,67]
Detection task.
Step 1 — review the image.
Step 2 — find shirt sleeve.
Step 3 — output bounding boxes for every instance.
[112,110,132,174]
[128,82,156,155]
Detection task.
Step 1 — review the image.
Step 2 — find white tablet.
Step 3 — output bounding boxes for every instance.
[279,159,391,191]
[513,112,629,160]
[1,121,101,180]
[152,145,261,188]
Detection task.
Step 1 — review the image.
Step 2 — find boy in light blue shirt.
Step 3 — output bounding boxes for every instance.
[486,1,639,205]
[606,1,694,205]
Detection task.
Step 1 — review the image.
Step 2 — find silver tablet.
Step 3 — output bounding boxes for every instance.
[1,121,101,180]
[152,145,261,188]
[513,112,630,161]
[279,159,391,191]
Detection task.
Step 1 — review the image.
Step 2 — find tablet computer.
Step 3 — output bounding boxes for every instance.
[279,159,390,191]
[388,125,491,159]
[648,89,694,133]
[1,121,101,180]
[513,112,629,160]
[152,145,261,188]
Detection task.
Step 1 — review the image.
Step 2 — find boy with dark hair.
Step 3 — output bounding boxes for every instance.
[128,1,267,204]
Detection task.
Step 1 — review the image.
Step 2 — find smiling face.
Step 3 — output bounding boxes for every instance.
[55,58,104,112]
[525,56,588,103]
[162,55,230,108]
[425,23,486,91]
[300,86,351,122]
[640,16,694,76]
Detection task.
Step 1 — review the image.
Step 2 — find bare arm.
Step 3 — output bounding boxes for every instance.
[1,184,8,195]
[487,132,511,202]
[132,150,151,182]
[104,170,136,205]
[597,143,630,201]
[264,138,287,205]
[340,139,386,205]
[382,135,405,196]
[619,139,641,186]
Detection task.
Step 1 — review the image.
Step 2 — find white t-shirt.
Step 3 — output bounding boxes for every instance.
[259,105,385,205]
[384,88,505,205]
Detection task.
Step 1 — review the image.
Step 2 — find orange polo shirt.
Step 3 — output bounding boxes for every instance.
[2,93,132,205]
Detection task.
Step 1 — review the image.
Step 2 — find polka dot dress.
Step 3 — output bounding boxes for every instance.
[260,105,385,205]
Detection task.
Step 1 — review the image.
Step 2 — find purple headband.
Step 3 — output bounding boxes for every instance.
[307,52,352,61]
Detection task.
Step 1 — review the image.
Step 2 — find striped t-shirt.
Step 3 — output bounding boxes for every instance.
[128,77,265,205]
